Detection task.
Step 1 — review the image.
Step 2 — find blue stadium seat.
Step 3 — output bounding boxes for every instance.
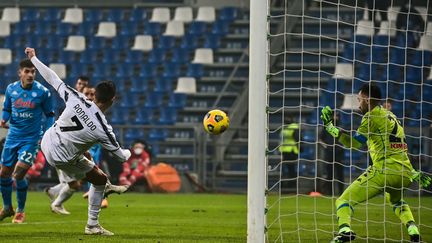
[180,34,198,50]
[119,91,141,109]
[115,65,134,79]
[203,33,221,49]
[187,21,206,36]
[58,51,76,64]
[158,107,178,125]
[302,130,316,142]
[143,22,161,36]
[35,22,55,35]
[102,50,121,64]
[118,22,138,37]
[55,23,73,36]
[148,48,166,64]
[88,37,106,50]
[154,77,174,93]
[77,22,95,36]
[106,9,124,22]
[138,64,158,79]
[109,106,128,125]
[167,93,187,108]
[12,22,31,35]
[129,8,147,22]
[373,35,390,46]
[3,36,15,49]
[84,9,103,22]
[389,46,406,65]
[93,65,111,79]
[186,63,203,78]
[423,87,432,102]
[133,108,154,125]
[157,36,176,50]
[69,63,90,76]
[124,50,144,64]
[211,20,230,35]
[144,91,164,108]
[148,128,168,142]
[78,50,98,64]
[162,62,181,78]
[125,128,146,144]
[43,8,62,22]
[22,8,40,22]
[219,7,238,22]
[130,77,149,93]
[171,49,190,64]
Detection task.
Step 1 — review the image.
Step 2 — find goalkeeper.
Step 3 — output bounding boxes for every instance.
[322,84,431,243]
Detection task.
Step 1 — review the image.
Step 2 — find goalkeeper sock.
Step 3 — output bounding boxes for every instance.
[335,199,353,230]
[53,184,76,206]
[87,184,105,226]
[16,179,28,213]
[393,201,415,226]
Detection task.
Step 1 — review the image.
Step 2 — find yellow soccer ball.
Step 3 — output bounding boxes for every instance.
[203,109,230,135]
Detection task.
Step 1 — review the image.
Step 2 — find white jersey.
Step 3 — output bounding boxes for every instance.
[31,56,130,164]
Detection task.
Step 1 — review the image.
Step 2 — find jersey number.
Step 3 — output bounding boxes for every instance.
[60,115,84,132]
[388,116,402,143]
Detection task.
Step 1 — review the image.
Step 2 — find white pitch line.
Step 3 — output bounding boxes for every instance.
[1,220,83,226]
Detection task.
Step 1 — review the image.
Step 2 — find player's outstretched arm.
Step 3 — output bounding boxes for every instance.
[25,47,64,92]
[320,106,364,149]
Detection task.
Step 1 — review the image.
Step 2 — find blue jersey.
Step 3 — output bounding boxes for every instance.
[2,80,54,141]
[89,143,102,165]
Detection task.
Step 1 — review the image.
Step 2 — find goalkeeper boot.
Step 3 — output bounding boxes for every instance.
[0,207,15,221]
[85,224,114,236]
[407,223,420,242]
[330,227,356,243]
[104,183,129,198]
[12,212,25,224]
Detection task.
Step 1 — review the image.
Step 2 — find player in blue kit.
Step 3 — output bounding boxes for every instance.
[0,59,55,223]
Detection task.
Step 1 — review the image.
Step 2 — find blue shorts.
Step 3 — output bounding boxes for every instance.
[0,140,39,167]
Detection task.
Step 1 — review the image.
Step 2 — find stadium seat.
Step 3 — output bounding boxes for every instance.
[106,9,124,22]
[129,8,147,22]
[78,50,98,64]
[167,93,187,108]
[130,77,149,93]
[43,8,62,22]
[163,21,185,37]
[203,34,221,49]
[211,20,230,35]
[174,77,196,94]
[62,8,83,24]
[180,34,198,50]
[150,7,170,23]
[148,48,166,64]
[115,64,134,79]
[1,7,20,23]
[119,92,141,109]
[173,7,193,23]
[219,7,238,22]
[68,63,90,76]
[84,9,103,22]
[133,108,154,125]
[35,22,55,35]
[55,23,73,36]
[64,36,86,52]
[144,91,164,108]
[138,64,158,79]
[112,36,131,50]
[125,128,145,143]
[88,37,106,50]
[124,50,144,64]
[49,63,67,79]
[158,107,178,125]
[0,49,12,65]
[157,36,176,50]
[118,22,138,37]
[93,65,111,79]
[154,77,174,93]
[0,21,10,37]
[186,63,203,78]
[22,8,40,22]
[171,49,190,64]
[192,48,213,64]
[95,22,116,38]
[355,20,374,37]
[187,21,206,36]
[131,35,153,52]
[143,22,162,36]
[77,22,95,35]
[196,6,215,23]
[377,21,396,37]
[148,128,168,142]
[162,62,181,78]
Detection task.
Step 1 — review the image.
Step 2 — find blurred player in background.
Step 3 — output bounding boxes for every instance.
[322,84,430,243]
[75,76,90,93]
[26,47,131,235]
[0,59,55,223]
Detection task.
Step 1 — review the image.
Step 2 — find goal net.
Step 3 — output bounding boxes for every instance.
[256,0,432,242]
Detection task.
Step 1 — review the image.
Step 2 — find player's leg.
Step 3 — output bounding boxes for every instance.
[46,168,68,201]
[51,170,81,215]
[385,175,420,241]
[0,143,18,220]
[331,166,383,243]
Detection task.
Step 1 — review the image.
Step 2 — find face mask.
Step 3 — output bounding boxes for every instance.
[133,148,143,155]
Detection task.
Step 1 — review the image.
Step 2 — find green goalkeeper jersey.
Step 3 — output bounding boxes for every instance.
[356,106,414,177]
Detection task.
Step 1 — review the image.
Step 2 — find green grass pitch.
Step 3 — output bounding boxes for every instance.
[0,192,430,242]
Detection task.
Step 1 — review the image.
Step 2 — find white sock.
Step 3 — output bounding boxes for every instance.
[52,184,76,206]
[49,183,66,197]
[87,184,106,226]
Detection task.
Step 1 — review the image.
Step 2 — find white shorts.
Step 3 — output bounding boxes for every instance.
[57,168,77,183]
[47,155,95,182]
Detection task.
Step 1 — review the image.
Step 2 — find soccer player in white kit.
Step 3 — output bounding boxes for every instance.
[25,47,131,236]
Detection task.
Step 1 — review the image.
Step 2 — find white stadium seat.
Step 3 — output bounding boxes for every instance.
[131,35,153,52]
[174,7,193,23]
[0,21,10,37]
[49,63,67,79]
[163,21,184,37]
[150,7,170,23]
[62,8,83,24]
[333,63,353,79]
[1,7,20,23]
[192,48,213,64]
[0,48,12,65]
[175,77,196,94]
[196,6,215,23]
[64,36,86,52]
[95,22,116,38]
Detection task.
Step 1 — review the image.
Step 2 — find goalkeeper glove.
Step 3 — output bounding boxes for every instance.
[412,171,431,188]
[320,106,340,138]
